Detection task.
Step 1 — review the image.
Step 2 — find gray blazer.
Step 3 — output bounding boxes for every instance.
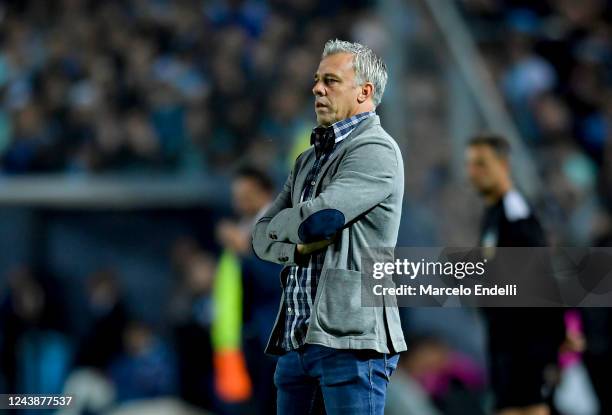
[252,115,407,355]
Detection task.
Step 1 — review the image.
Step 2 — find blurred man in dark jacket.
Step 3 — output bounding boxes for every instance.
[466,134,565,415]
[215,166,282,415]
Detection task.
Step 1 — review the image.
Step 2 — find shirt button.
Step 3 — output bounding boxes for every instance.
[288,307,292,313]
[290,275,294,279]
[311,180,316,186]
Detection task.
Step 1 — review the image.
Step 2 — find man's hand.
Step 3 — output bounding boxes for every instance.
[296,236,336,256]
[560,330,586,354]
[216,221,250,255]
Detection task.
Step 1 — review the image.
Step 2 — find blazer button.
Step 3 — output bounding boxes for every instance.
[269,232,277,240]
[279,256,288,262]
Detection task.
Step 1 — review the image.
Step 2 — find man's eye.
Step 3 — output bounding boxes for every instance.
[326,79,337,84]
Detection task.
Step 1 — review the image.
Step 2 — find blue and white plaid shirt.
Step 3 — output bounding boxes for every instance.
[281,111,375,351]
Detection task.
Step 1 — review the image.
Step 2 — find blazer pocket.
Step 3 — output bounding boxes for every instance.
[316,268,375,336]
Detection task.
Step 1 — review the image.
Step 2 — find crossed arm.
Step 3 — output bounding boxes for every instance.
[251,165,305,266]
[251,138,398,265]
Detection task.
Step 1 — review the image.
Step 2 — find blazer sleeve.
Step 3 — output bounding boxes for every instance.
[251,161,300,265]
[266,137,399,244]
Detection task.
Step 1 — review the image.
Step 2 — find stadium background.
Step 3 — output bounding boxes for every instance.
[0,0,610,414]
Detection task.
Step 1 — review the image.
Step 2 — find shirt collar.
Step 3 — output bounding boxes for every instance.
[329,111,376,143]
[310,111,375,158]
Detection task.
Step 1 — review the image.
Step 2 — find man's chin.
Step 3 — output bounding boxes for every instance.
[477,187,495,198]
[316,114,335,127]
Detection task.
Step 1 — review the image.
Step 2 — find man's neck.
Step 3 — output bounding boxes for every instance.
[321,104,376,127]
[347,104,375,120]
[484,181,512,205]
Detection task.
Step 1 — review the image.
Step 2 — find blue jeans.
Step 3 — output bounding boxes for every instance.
[274,344,399,415]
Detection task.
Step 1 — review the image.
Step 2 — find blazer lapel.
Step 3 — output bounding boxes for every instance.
[292,115,380,205]
[292,149,315,205]
[316,115,380,183]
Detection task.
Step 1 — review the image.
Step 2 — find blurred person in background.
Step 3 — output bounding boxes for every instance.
[108,320,178,403]
[385,336,486,415]
[168,237,217,412]
[465,134,566,415]
[60,267,129,414]
[0,265,71,400]
[73,268,128,371]
[404,336,486,415]
[252,39,405,415]
[385,349,443,415]
[214,165,281,415]
[1,103,61,173]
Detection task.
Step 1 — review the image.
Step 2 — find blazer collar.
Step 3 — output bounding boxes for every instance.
[294,115,380,202]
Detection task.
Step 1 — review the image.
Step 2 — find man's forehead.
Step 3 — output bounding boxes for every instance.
[315,53,354,76]
[467,145,502,161]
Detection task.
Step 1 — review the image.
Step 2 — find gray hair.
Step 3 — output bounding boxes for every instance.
[322,39,388,107]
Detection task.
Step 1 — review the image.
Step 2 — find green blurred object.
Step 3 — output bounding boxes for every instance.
[287,126,312,170]
[211,249,243,350]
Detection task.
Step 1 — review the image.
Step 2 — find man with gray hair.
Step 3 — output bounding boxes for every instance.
[252,39,406,414]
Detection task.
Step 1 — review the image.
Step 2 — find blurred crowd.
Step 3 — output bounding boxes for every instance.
[0,0,369,176]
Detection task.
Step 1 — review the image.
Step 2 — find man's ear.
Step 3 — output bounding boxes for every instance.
[357,83,374,104]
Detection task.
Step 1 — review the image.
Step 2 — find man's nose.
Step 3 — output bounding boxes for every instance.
[312,81,325,96]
